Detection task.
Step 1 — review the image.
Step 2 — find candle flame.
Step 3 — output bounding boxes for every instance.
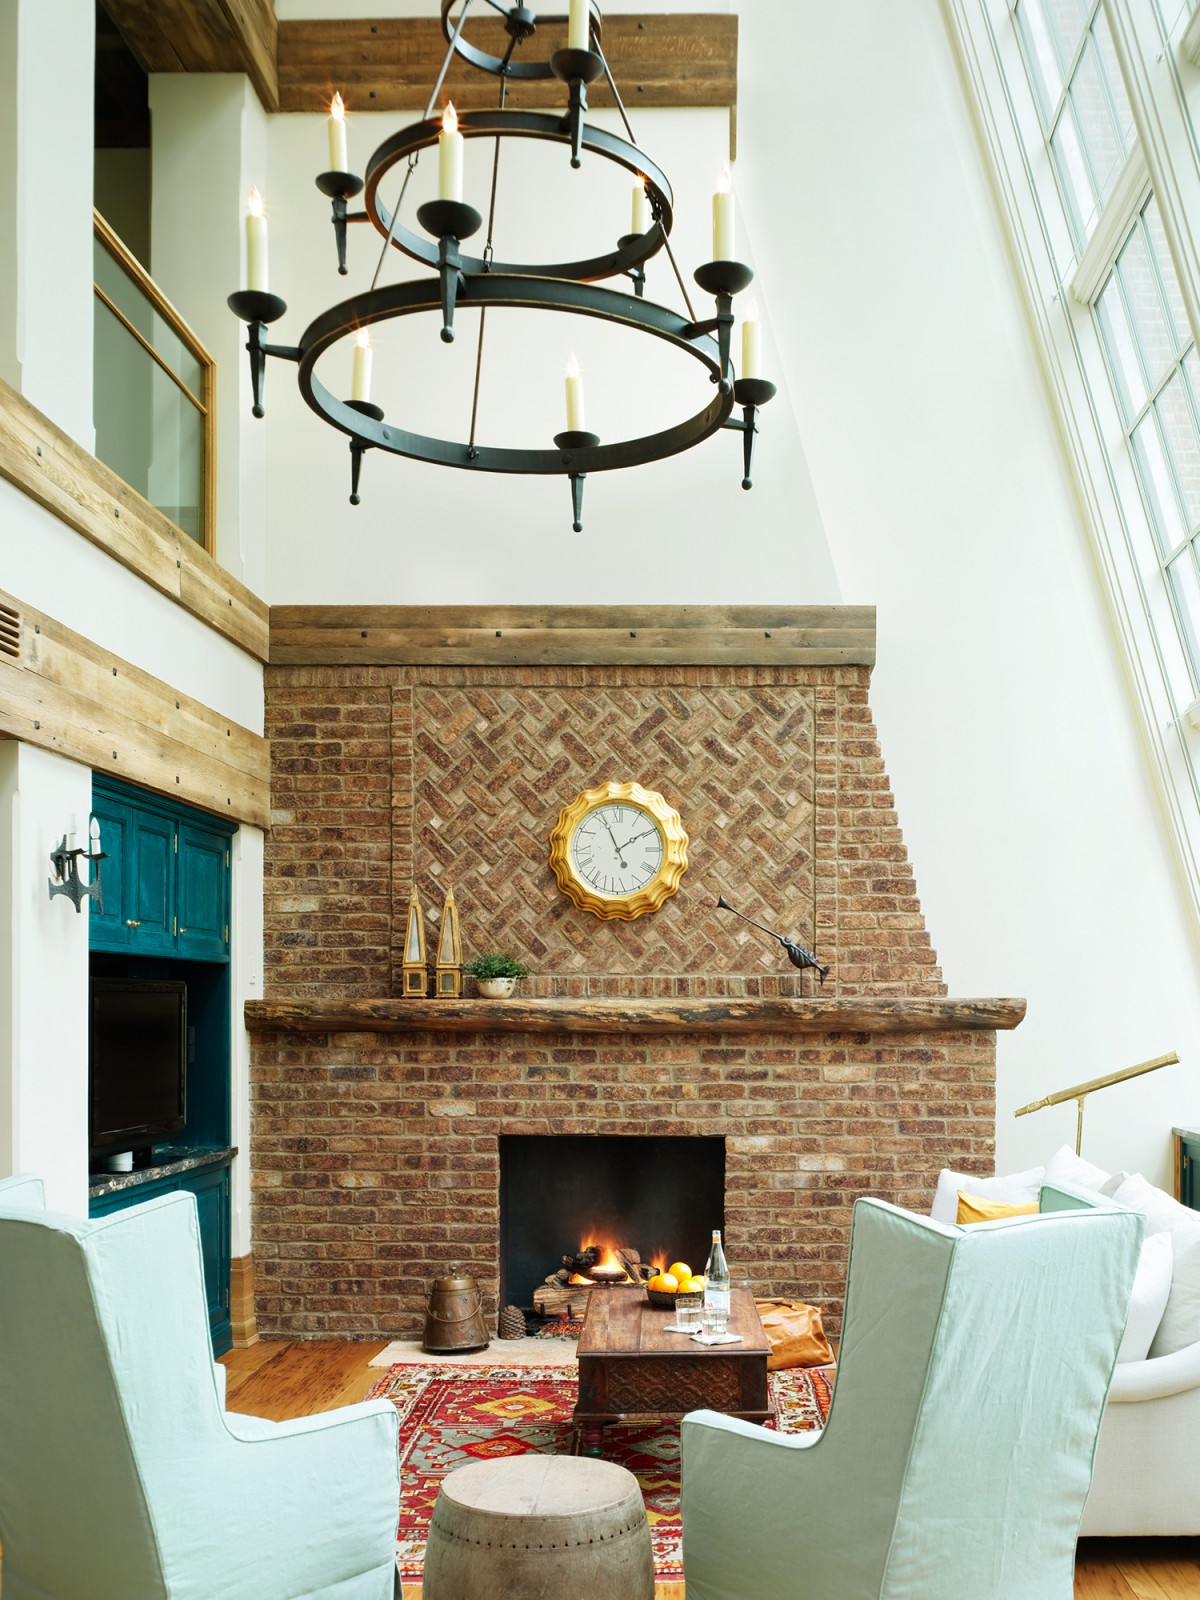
[716,161,731,195]
[443,101,459,136]
[565,352,581,379]
[247,186,264,217]
[356,327,371,349]
[636,172,647,190]
[331,91,345,121]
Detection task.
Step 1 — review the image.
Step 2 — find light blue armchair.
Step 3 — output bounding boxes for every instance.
[681,1184,1142,1600]
[0,1174,400,1600]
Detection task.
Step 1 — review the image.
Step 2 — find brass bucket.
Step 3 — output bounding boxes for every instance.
[423,1267,491,1354]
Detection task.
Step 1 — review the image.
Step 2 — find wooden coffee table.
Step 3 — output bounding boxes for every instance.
[573,1284,772,1455]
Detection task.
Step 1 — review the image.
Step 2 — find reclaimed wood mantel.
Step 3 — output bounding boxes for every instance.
[244,995,1026,1037]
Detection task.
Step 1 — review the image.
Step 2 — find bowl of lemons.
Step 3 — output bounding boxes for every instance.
[646,1261,706,1310]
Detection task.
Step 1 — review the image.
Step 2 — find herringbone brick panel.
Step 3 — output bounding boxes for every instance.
[399,679,819,992]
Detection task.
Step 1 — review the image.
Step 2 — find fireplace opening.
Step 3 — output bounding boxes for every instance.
[499,1135,725,1313]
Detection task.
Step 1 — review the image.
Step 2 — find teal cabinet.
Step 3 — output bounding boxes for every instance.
[91,780,232,961]
[1179,1130,1200,1211]
[89,1157,233,1355]
[177,824,229,961]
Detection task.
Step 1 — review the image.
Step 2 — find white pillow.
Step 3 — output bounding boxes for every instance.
[1098,1170,1129,1198]
[930,1164,1045,1225]
[1116,1231,1173,1363]
[1043,1145,1111,1192]
[1112,1173,1200,1357]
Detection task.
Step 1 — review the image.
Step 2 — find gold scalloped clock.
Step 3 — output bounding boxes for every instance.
[549,781,688,921]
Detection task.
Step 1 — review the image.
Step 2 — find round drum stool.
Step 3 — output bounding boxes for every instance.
[421,1454,654,1599]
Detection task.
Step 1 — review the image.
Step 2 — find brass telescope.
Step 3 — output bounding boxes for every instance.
[1014,1051,1179,1156]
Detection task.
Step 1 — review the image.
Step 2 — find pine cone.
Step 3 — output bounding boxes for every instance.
[498,1305,527,1340]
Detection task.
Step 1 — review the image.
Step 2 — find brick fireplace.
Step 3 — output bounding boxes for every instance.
[246,608,1023,1337]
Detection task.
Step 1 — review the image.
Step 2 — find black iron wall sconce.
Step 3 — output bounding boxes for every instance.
[48,818,105,914]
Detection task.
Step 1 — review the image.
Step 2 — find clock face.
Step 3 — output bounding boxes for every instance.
[549,781,688,921]
[570,800,665,899]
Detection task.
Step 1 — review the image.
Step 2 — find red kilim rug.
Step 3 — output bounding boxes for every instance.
[365,1361,834,1584]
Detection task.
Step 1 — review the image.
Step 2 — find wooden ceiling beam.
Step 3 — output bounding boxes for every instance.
[103,0,279,113]
[276,13,737,125]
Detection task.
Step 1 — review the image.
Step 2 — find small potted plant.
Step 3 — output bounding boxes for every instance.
[464,952,530,999]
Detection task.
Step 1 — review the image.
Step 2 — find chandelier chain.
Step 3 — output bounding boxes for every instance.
[369,0,477,294]
[468,66,511,452]
[595,40,698,322]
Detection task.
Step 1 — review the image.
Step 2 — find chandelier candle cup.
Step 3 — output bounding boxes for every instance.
[713,164,734,262]
[327,93,348,174]
[245,188,268,293]
[439,103,465,204]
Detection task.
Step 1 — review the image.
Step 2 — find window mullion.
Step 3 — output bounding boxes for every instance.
[1104,0,1200,355]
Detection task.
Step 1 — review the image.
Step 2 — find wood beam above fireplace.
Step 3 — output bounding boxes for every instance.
[267,605,877,667]
[244,995,1027,1036]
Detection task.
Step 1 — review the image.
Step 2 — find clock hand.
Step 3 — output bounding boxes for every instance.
[600,816,629,869]
[615,827,659,851]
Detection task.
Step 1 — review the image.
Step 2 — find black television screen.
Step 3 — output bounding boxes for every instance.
[90,979,187,1154]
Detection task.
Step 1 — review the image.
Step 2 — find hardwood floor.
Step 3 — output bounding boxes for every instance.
[221,1339,1200,1599]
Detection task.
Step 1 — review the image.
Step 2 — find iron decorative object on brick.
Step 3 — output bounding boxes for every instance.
[227,0,775,530]
[715,895,829,984]
[48,818,106,914]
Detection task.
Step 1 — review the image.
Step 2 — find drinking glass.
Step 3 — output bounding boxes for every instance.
[676,1291,703,1331]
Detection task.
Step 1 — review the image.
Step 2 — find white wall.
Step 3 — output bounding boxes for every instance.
[0,744,93,1214]
[735,0,1200,1186]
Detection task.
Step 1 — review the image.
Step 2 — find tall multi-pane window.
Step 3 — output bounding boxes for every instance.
[1015,0,1135,258]
[945,0,1200,911]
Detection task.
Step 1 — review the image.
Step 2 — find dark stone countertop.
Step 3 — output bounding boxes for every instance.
[88,1146,237,1198]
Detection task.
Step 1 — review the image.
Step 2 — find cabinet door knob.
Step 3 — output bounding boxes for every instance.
[125,919,141,928]
[179,927,187,935]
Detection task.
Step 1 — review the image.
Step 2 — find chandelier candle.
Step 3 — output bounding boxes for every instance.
[741,303,761,382]
[351,329,373,403]
[568,0,590,51]
[564,353,586,431]
[631,175,651,234]
[245,188,268,293]
[327,92,348,172]
[438,103,464,204]
[713,164,734,261]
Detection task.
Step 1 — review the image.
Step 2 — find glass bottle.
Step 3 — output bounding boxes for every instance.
[703,1228,731,1334]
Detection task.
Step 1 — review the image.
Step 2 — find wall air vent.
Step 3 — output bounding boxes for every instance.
[0,603,19,660]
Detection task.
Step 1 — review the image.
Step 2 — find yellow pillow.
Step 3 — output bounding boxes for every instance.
[956,1191,1039,1225]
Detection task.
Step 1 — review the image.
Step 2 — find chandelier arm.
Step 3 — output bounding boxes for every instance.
[440,0,602,82]
[294,276,733,472]
[365,112,673,284]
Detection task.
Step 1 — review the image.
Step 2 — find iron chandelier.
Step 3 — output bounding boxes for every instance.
[227,0,776,530]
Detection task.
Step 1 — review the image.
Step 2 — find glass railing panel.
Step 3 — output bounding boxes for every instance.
[92,212,213,551]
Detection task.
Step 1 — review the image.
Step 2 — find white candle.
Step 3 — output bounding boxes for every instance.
[438,102,464,204]
[564,353,585,432]
[245,187,268,293]
[631,175,651,234]
[90,816,101,855]
[569,0,590,51]
[67,813,78,850]
[712,163,734,262]
[741,301,761,381]
[352,328,373,403]
[327,92,348,172]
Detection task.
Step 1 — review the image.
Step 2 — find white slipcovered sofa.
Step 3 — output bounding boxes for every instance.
[930,1145,1200,1536]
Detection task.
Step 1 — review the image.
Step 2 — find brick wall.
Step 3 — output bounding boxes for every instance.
[250,1022,997,1337]
[253,661,989,1337]
[265,664,944,999]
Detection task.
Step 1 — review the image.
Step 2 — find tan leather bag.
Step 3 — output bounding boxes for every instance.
[754,1298,835,1370]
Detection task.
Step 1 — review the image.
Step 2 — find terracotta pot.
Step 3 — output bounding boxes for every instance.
[477,976,517,998]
